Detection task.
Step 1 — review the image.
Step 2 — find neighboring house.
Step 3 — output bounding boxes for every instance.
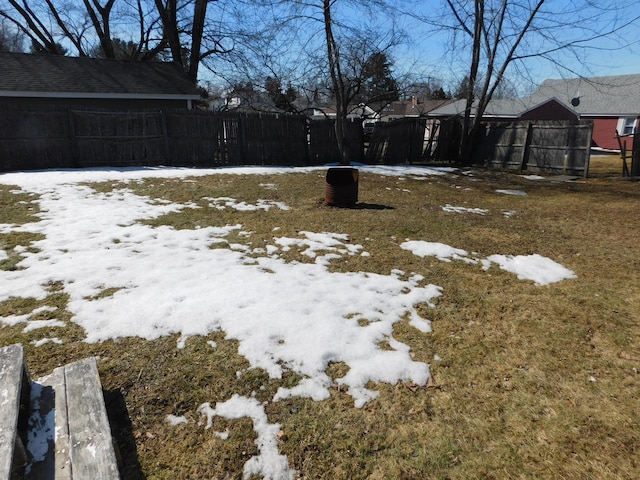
[219,89,280,113]
[382,98,456,142]
[309,98,454,135]
[0,52,202,110]
[428,74,640,151]
[376,98,453,122]
[306,103,376,122]
[527,75,640,150]
[428,97,577,122]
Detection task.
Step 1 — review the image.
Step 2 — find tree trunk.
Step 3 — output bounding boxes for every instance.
[323,0,349,165]
[82,0,116,58]
[188,0,208,83]
[154,0,184,72]
[334,100,350,165]
[460,0,483,166]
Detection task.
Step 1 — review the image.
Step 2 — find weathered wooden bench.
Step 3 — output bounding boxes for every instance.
[0,344,120,480]
[0,344,30,480]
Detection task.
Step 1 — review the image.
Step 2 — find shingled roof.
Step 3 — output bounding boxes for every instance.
[429,74,640,119]
[527,74,640,116]
[0,52,202,100]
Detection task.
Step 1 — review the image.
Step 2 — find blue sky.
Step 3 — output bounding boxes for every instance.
[387,0,640,94]
[197,0,640,96]
[7,0,638,95]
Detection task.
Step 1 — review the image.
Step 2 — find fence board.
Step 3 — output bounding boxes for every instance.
[632,118,640,176]
[309,119,338,165]
[0,110,72,170]
[165,110,226,167]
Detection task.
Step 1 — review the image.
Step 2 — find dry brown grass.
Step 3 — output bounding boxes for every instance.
[1,165,639,479]
[588,154,628,178]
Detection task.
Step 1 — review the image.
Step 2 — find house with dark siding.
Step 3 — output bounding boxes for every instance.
[0,52,202,110]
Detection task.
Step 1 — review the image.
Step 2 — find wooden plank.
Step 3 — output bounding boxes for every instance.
[63,358,120,480]
[0,344,30,480]
[25,367,72,480]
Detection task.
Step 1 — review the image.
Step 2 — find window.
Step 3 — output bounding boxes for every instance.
[618,117,637,136]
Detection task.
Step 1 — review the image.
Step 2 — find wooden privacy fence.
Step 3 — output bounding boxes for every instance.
[0,109,73,171]
[309,118,364,165]
[71,110,168,167]
[0,107,595,176]
[630,122,640,176]
[365,118,427,164]
[363,117,466,165]
[475,120,593,176]
[0,108,314,171]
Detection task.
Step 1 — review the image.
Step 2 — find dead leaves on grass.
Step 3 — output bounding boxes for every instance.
[405,375,440,393]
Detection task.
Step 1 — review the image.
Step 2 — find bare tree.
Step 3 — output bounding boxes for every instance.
[426,0,640,164]
[237,0,403,164]
[319,1,404,164]
[152,0,213,82]
[83,0,117,58]
[0,0,233,83]
[0,18,24,51]
[0,1,67,54]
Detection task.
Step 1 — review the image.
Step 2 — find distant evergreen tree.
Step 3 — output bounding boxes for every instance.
[430,86,449,100]
[359,51,399,103]
[453,75,472,99]
[265,76,298,112]
[88,38,155,60]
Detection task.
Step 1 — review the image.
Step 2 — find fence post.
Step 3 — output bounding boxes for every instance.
[564,121,579,175]
[583,122,593,178]
[519,122,533,171]
[632,117,640,177]
[68,110,80,168]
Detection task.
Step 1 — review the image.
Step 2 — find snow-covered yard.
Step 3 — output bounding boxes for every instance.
[0,166,578,479]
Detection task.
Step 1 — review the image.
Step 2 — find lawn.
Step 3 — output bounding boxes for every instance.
[1,164,639,479]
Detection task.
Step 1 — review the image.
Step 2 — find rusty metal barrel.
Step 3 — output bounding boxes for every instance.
[325,167,359,206]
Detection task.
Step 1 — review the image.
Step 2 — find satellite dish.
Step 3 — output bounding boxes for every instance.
[571,97,580,107]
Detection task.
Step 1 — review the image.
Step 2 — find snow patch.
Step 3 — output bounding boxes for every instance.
[166,414,189,426]
[198,395,296,480]
[442,204,488,215]
[31,338,63,347]
[485,254,577,285]
[402,241,576,285]
[23,320,66,333]
[496,189,527,196]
